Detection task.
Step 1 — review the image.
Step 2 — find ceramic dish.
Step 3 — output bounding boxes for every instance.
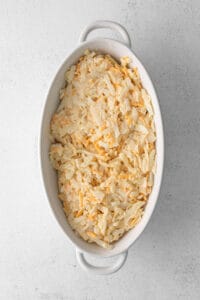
[40,20,164,275]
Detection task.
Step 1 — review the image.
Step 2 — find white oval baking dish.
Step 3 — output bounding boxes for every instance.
[40,20,164,275]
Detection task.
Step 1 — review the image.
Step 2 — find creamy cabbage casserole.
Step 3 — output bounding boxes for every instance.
[49,50,156,249]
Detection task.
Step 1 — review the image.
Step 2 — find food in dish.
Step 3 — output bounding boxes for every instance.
[49,50,156,248]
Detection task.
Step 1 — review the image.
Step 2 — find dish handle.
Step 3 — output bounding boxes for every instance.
[76,249,128,275]
[79,20,131,48]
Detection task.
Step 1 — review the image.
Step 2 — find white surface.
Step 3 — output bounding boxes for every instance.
[0,0,200,299]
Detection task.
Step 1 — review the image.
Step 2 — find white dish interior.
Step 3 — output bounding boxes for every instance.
[40,38,164,258]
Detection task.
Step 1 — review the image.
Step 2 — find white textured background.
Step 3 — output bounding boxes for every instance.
[1,1,200,299]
